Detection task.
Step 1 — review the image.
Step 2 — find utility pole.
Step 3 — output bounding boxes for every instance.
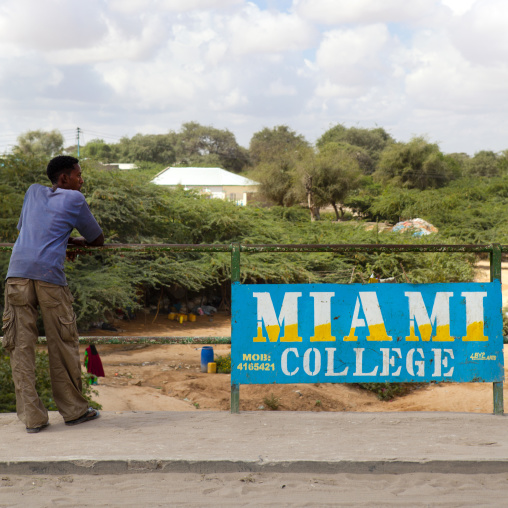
[77,127,81,157]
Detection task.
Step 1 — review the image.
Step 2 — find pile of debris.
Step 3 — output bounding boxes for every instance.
[392,218,438,237]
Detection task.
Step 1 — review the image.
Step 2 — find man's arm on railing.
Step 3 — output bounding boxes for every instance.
[68,233,105,247]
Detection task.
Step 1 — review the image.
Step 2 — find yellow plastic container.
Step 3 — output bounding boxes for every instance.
[188,313,197,322]
[168,312,176,320]
[368,273,379,283]
[207,362,217,374]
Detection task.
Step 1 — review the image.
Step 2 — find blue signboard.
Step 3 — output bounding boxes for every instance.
[231,281,504,384]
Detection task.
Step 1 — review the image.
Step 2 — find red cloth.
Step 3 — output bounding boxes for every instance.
[86,346,105,377]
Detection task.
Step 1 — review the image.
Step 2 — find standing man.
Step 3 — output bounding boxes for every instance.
[2,155,104,433]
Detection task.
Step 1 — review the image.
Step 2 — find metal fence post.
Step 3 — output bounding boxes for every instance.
[231,242,241,414]
[490,243,504,415]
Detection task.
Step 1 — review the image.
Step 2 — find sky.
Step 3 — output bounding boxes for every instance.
[0,0,507,156]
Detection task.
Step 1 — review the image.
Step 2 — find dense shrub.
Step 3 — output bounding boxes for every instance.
[215,353,231,374]
[0,346,101,413]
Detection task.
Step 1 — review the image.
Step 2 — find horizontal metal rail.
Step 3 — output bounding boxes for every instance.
[1,243,508,253]
[36,336,231,345]
[0,243,232,253]
[240,243,505,253]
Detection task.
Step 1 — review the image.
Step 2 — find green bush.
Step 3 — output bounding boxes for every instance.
[263,393,280,410]
[0,348,16,412]
[0,346,101,413]
[215,353,231,374]
[356,382,426,401]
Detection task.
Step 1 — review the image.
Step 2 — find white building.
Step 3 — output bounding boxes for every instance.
[151,167,259,206]
[100,163,138,170]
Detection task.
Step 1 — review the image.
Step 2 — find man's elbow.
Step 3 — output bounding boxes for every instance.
[88,233,105,246]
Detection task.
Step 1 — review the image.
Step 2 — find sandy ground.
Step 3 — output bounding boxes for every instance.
[475,260,508,306]
[85,340,508,414]
[2,472,508,507]
[80,261,508,414]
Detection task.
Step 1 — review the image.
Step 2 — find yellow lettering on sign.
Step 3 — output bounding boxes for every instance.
[461,292,488,342]
[281,323,302,342]
[366,322,392,341]
[433,324,453,342]
[343,328,358,341]
[405,292,454,342]
[462,321,488,342]
[252,292,302,343]
[311,323,336,342]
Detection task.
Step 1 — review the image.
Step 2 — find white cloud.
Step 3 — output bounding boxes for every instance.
[315,24,396,92]
[440,0,476,16]
[295,0,442,25]
[405,33,508,114]
[0,0,108,50]
[266,79,298,96]
[48,15,166,65]
[1,0,508,156]
[109,0,242,13]
[450,0,508,65]
[228,4,315,54]
[160,0,242,10]
[209,88,248,110]
[0,53,61,96]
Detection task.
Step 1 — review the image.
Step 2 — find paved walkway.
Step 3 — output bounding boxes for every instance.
[1,411,507,475]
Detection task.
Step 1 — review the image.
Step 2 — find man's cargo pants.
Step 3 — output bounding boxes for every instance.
[2,278,89,428]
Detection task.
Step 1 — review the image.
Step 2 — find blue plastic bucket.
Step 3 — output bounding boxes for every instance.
[201,346,214,373]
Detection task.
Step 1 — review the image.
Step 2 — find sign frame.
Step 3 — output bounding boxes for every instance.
[229,243,505,415]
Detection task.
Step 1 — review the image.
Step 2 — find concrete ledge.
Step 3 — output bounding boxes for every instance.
[1,411,507,475]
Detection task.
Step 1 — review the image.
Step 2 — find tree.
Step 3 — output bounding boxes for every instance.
[443,153,469,179]
[125,134,176,165]
[174,122,248,173]
[317,124,394,172]
[13,129,64,158]
[83,139,115,162]
[464,151,501,177]
[249,125,310,166]
[331,141,375,175]
[374,136,453,190]
[295,143,363,221]
[498,150,508,174]
[250,126,311,207]
[254,160,299,207]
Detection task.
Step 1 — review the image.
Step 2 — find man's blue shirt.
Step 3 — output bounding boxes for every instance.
[6,184,103,286]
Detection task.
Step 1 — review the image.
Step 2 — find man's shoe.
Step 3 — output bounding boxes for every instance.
[26,422,49,434]
[65,407,100,426]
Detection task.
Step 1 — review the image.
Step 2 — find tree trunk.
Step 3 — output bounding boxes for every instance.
[331,202,340,221]
[305,175,320,221]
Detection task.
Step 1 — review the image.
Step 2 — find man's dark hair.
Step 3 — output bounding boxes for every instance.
[46,155,79,184]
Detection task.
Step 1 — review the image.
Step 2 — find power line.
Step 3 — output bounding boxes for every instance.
[83,130,125,141]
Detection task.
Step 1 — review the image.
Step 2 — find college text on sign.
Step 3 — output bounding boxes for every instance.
[231,282,504,385]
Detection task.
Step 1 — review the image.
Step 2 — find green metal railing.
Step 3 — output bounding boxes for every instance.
[0,242,505,414]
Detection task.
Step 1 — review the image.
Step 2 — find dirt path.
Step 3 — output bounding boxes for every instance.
[5,472,508,507]
[474,259,508,307]
[83,261,507,413]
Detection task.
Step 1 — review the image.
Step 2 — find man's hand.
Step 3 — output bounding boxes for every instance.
[68,236,87,247]
[67,237,86,261]
[66,234,104,261]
